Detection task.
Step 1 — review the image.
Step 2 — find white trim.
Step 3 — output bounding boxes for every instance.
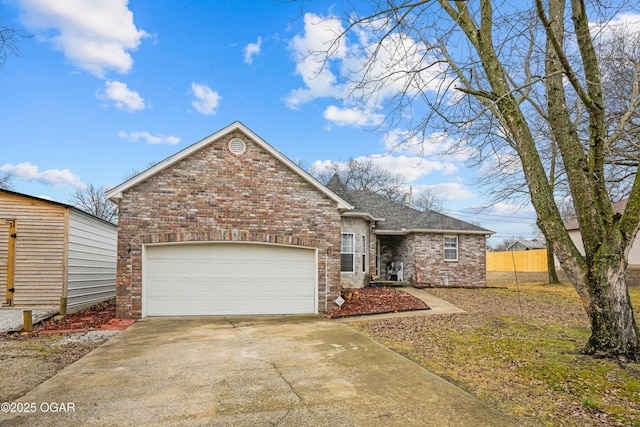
[444,235,459,262]
[106,121,353,211]
[361,234,367,273]
[141,244,148,318]
[340,232,355,273]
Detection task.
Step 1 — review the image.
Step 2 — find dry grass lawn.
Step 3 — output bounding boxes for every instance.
[350,272,640,426]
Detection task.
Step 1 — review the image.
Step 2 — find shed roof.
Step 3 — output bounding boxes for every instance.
[0,188,117,227]
[105,121,352,211]
[327,175,493,235]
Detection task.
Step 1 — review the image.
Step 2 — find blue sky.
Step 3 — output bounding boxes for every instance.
[0,0,545,245]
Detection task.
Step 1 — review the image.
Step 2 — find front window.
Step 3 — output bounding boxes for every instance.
[361,235,367,272]
[341,233,355,272]
[444,236,458,261]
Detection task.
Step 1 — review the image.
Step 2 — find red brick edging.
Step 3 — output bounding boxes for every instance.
[37,319,136,334]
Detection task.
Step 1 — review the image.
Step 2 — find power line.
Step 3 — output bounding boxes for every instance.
[446,209,538,220]
[445,210,537,224]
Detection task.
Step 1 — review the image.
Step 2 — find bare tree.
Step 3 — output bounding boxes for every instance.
[315,157,407,201]
[311,1,640,360]
[121,161,161,182]
[69,184,117,223]
[0,172,13,190]
[411,188,442,212]
[1,20,30,71]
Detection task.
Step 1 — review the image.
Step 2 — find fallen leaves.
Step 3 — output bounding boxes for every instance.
[33,298,116,332]
[350,275,640,427]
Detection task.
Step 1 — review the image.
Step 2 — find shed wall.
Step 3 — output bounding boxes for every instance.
[67,210,117,311]
[0,192,65,307]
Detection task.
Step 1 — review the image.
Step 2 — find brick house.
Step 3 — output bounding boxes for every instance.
[326,175,493,289]
[107,122,492,318]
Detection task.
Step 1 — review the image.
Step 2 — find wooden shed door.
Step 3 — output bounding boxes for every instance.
[0,220,16,306]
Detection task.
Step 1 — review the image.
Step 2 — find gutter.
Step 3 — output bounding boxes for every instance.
[374,228,495,236]
[341,211,385,222]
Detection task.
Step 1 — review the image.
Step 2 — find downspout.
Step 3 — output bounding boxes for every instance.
[325,249,328,313]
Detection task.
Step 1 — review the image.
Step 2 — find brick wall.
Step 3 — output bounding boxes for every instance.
[406,233,487,287]
[115,130,342,318]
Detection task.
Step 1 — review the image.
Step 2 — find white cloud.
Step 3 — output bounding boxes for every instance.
[0,162,85,189]
[346,31,450,106]
[312,154,457,184]
[286,12,453,118]
[486,202,536,216]
[590,12,640,39]
[100,80,145,111]
[419,183,475,202]
[285,13,346,109]
[369,155,458,182]
[383,129,460,157]
[18,0,148,77]
[244,36,262,64]
[190,83,222,115]
[477,151,523,177]
[323,105,383,127]
[118,131,180,145]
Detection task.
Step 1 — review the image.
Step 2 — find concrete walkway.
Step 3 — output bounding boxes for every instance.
[1,316,513,426]
[333,287,465,322]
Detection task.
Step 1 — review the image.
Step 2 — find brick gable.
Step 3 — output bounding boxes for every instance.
[114,130,342,318]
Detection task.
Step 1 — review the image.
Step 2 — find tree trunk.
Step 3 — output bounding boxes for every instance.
[546,239,560,284]
[581,257,639,360]
[440,0,640,360]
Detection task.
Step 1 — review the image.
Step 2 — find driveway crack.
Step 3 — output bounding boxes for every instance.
[267,360,303,425]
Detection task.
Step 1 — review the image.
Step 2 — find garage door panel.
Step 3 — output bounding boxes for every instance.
[144,244,316,316]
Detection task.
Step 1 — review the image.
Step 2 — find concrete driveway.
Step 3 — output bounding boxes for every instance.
[1,316,514,426]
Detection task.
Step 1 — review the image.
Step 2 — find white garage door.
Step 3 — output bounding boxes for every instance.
[144,243,316,316]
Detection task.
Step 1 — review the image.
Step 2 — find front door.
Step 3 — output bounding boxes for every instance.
[0,220,16,306]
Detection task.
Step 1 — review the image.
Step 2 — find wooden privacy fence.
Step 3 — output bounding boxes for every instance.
[486,249,548,272]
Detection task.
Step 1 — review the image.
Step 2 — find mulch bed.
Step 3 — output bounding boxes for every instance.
[28,289,427,330]
[325,287,429,319]
[32,298,134,333]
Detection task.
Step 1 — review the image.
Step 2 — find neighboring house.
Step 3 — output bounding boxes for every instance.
[505,236,546,251]
[564,200,640,267]
[0,189,117,312]
[106,121,494,319]
[326,175,494,289]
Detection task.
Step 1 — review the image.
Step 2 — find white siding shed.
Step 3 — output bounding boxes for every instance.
[67,210,118,311]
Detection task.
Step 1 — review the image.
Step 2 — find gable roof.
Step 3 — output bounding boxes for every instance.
[0,188,117,227]
[327,175,493,235]
[564,199,627,231]
[505,239,546,251]
[106,121,352,210]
